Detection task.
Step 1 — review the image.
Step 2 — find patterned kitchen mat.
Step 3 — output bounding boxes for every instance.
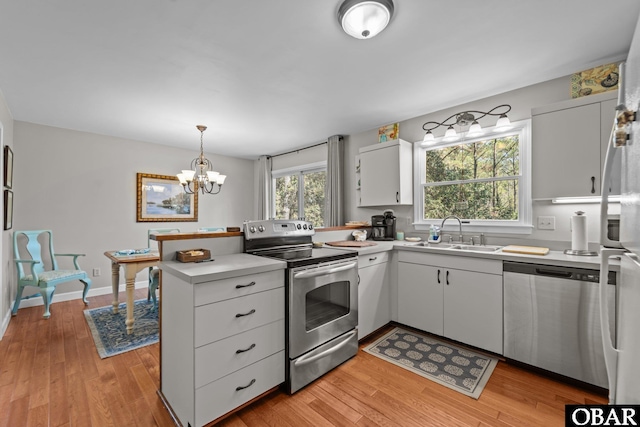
[84,299,158,359]
[363,327,498,399]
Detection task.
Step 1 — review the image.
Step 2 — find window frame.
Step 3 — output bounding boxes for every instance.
[413,119,533,234]
[271,161,327,226]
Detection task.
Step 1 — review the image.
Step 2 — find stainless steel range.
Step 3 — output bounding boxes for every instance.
[244,219,358,394]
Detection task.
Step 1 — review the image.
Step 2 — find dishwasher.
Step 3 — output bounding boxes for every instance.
[503,261,616,388]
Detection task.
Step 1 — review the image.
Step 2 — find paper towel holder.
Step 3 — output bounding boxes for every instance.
[564,211,598,256]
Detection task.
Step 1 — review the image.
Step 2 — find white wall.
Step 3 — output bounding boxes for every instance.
[344,75,609,250]
[11,121,255,303]
[0,89,14,337]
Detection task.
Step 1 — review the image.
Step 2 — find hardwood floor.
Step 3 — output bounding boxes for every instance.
[0,289,606,426]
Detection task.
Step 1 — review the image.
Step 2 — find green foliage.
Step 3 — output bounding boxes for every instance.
[274,170,326,228]
[424,136,519,220]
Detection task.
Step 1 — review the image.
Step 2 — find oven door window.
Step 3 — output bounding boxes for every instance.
[305,280,350,331]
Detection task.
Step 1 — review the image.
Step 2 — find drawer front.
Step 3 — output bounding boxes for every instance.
[194,270,283,306]
[195,319,284,388]
[358,252,389,268]
[195,351,284,427]
[195,288,284,347]
[398,251,501,275]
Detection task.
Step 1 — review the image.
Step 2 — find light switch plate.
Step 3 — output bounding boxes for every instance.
[537,216,556,230]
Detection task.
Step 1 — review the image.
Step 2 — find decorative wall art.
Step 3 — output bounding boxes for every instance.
[4,189,12,230]
[570,62,619,98]
[136,173,198,222]
[4,145,13,189]
[378,123,399,142]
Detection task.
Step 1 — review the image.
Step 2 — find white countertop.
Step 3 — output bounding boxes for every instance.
[160,253,286,284]
[329,239,618,271]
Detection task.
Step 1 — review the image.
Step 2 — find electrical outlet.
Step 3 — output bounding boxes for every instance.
[92,268,101,277]
[537,216,556,230]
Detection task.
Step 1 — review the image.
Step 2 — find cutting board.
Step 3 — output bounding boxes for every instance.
[326,241,378,248]
[502,245,550,255]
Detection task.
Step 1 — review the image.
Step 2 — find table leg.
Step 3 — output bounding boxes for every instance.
[124,266,137,335]
[111,262,120,314]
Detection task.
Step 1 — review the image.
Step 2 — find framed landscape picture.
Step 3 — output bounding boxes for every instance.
[4,189,12,230]
[4,145,13,189]
[136,173,198,222]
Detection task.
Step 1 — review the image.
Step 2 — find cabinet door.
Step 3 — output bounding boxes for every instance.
[601,98,621,196]
[443,269,502,354]
[358,262,390,339]
[360,144,401,206]
[397,262,443,335]
[532,103,602,198]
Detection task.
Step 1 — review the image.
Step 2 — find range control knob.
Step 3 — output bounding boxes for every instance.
[249,226,256,233]
[258,225,265,232]
[303,224,308,230]
[297,224,302,229]
[309,224,313,230]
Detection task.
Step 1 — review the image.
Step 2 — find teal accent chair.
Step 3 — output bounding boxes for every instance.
[12,230,91,319]
[147,228,180,310]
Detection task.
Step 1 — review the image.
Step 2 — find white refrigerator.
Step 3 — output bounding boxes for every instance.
[599,14,640,405]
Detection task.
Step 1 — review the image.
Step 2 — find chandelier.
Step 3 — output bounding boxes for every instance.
[421,104,512,145]
[338,0,394,39]
[176,125,226,195]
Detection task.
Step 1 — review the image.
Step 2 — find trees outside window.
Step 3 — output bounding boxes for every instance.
[274,166,326,228]
[415,120,531,232]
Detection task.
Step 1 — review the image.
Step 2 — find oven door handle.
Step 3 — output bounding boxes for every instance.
[293,261,357,279]
[293,329,357,367]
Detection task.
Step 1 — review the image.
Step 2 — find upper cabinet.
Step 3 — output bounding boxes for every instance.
[531,92,618,199]
[359,139,413,206]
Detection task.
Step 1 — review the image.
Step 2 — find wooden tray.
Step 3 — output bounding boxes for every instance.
[176,248,211,262]
[502,245,549,255]
[326,241,378,248]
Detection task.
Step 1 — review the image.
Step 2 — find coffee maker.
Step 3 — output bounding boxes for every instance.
[371,210,396,241]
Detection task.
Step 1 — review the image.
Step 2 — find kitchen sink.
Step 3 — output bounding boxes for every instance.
[452,245,503,252]
[410,242,503,252]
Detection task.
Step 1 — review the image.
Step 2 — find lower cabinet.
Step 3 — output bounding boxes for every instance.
[161,267,285,427]
[397,251,503,354]
[358,252,390,339]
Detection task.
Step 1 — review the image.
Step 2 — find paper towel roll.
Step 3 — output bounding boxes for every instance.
[571,211,588,251]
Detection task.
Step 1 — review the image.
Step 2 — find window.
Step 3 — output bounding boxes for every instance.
[273,163,326,228]
[414,120,532,233]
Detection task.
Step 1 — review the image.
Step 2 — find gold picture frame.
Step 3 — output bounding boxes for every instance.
[136,173,198,222]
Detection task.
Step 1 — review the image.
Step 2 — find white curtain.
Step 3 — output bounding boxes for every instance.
[257,155,272,220]
[325,135,344,227]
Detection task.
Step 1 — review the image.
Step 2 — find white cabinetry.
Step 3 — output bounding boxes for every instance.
[357,252,390,339]
[397,252,503,354]
[359,139,413,206]
[160,257,285,427]
[532,92,618,199]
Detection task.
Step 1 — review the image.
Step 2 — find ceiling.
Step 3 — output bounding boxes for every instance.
[1,1,639,159]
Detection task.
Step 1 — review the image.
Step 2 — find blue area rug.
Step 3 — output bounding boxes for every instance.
[84,299,158,359]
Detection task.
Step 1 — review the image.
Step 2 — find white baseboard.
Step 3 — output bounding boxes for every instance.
[13,280,150,309]
[0,309,11,341]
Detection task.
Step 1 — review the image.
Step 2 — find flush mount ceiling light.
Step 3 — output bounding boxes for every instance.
[338,0,394,39]
[422,104,512,146]
[177,125,227,195]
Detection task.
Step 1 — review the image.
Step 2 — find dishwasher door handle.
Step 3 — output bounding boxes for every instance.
[599,248,626,404]
[534,268,573,278]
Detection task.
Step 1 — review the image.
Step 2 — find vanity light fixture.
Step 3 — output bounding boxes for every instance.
[177,125,227,195]
[422,104,513,146]
[338,0,394,39]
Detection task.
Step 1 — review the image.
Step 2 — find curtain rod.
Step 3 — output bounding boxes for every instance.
[269,141,328,159]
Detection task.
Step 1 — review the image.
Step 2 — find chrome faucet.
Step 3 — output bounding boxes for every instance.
[441,215,463,243]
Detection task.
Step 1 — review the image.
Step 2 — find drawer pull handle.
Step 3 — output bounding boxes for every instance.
[235,309,256,318]
[369,256,377,261]
[236,281,256,289]
[235,378,256,391]
[236,343,256,354]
